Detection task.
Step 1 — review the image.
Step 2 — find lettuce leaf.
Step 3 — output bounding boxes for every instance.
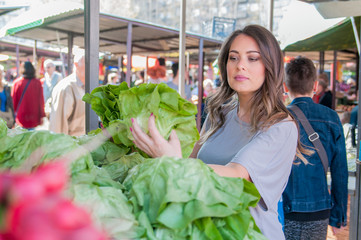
[0,118,7,138]
[123,156,266,239]
[0,128,144,240]
[83,82,199,158]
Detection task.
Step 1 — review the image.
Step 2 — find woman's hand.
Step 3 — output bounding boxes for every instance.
[130,114,182,158]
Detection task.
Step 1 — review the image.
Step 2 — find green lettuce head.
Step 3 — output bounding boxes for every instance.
[0,118,7,138]
[83,82,199,158]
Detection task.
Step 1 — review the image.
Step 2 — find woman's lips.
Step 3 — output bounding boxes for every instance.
[234,75,248,81]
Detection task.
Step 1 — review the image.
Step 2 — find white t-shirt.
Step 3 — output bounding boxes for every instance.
[198,108,298,240]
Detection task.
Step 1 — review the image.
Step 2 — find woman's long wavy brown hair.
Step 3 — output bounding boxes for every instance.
[201,25,309,163]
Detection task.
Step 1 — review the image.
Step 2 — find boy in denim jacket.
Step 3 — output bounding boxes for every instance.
[282,57,348,240]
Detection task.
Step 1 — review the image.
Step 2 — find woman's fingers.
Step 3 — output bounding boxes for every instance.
[131,118,154,155]
[148,114,163,141]
[130,114,183,158]
[169,130,180,146]
[168,130,182,158]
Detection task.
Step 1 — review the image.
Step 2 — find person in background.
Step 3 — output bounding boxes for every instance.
[349,105,358,147]
[107,72,118,85]
[130,25,309,239]
[11,61,45,129]
[191,78,215,98]
[134,70,145,86]
[0,65,15,128]
[282,57,348,240]
[49,52,85,136]
[313,73,333,109]
[147,58,166,84]
[350,105,358,126]
[166,62,192,100]
[42,59,63,103]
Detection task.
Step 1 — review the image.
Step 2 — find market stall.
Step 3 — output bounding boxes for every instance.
[0,1,222,132]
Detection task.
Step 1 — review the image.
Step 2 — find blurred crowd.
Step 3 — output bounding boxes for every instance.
[0,56,222,134]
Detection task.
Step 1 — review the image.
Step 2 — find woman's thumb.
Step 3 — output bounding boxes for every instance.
[169,130,180,144]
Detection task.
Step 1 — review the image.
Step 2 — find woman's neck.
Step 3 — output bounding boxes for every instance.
[237,93,252,122]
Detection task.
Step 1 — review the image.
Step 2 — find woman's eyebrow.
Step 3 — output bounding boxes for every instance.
[229,50,260,54]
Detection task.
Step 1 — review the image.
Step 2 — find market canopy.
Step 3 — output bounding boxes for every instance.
[283,16,360,52]
[0,5,25,16]
[0,2,222,59]
[0,40,61,61]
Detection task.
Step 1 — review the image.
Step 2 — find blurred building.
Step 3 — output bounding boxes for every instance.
[128,0,291,40]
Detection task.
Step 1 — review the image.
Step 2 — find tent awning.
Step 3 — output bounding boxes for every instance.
[284,17,360,52]
[0,2,222,59]
[0,5,26,16]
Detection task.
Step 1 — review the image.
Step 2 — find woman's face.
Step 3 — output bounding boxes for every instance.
[226,34,265,98]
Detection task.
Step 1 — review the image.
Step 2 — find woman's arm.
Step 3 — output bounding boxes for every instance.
[131,115,251,181]
[189,141,202,158]
[189,124,207,158]
[209,163,251,181]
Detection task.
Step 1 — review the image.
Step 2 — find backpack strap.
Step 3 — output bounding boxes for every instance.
[288,104,329,175]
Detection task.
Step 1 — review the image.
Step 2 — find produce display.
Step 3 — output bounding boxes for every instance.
[0,161,107,240]
[83,82,199,158]
[0,83,266,239]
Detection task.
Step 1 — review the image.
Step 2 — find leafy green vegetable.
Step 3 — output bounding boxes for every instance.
[0,111,265,239]
[83,82,199,158]
[102,152,144,184]
[71,182,145,239]
[0,128,145,240]
[123,156,265,239]
[75,133,130,167]
[0,118,7,138]
[0,129,92,173]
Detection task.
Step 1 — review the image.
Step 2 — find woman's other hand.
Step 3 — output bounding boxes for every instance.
[131,113,182,158]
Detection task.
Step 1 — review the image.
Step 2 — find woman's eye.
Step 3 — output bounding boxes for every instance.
[249,57,259,62]
[229,56,238,61]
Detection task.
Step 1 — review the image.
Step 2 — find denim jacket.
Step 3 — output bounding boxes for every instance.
[282,97,348,228]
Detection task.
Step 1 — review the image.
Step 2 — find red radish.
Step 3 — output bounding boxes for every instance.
[0,162,108,240]
[52,199,91,230]
[34,161,68,193]
[9,176,45,204]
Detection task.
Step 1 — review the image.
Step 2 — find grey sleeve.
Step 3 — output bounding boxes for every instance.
[231,120,298,210]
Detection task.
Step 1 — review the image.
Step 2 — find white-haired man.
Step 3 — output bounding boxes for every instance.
[42,59,63,103]
[49,52,85,136]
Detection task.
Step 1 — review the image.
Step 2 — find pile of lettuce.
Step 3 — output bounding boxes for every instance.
[0,81,267,239]
[123,156,266,240]
[83,82,199,158]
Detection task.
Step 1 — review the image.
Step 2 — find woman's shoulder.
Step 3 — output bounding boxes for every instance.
[265,117,297,138]
[12,77,23,84]
[31,78,42,85]
[274,116,297,128]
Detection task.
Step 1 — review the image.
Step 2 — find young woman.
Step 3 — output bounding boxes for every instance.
[11,61,45,129]
[130,25,307,240]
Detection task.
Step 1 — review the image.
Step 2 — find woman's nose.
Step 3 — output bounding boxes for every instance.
[237,61,246,71]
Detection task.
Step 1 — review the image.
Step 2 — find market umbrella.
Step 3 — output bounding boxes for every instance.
[283,16,360,52]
